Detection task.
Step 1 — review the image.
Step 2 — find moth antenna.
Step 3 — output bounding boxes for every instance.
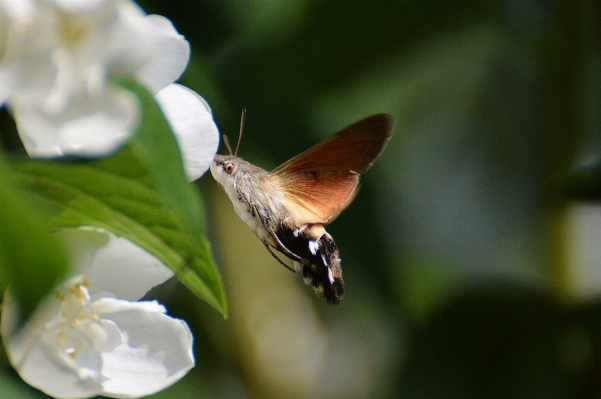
[235,107,246,156]
[222,134,234,155]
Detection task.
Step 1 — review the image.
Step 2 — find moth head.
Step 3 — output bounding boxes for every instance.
[211,109,247,185]
[211,154,240,184]
[210,152,269,190]
[219,155,237,174]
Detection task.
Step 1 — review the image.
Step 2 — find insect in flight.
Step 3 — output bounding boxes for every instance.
[210,111,394,304]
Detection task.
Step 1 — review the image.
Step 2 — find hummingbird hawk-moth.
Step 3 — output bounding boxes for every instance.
[210,113,394,304]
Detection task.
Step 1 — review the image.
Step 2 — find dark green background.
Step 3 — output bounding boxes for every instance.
[150,1,601,398]
[3,1,601,398]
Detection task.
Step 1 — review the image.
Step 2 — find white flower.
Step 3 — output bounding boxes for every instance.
[1,230,194,399]
[0,0,191,157]
[155,83,220,181]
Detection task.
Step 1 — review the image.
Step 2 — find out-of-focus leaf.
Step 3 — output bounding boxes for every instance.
[395,258,463,324]
[397,290,570,399]
[0,156,67,321]
[13,147,227,317]
[120,79,207,238]
[11,79,229,318]
[124,80,227,317]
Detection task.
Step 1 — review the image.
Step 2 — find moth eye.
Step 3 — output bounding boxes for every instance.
[224,162,236,174]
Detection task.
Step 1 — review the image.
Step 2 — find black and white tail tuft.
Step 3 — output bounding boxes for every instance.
[300,232,345,305]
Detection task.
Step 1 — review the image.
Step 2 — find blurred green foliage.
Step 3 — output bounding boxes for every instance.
[0,153,68,322]
[137,0,600,398]
[2,0,600,398]
[2,80,227,318]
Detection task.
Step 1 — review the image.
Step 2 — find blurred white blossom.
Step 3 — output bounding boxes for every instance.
[1,230,194,399]
[565,203,601,299]
[155,83,220,181]
[0,0,191,157]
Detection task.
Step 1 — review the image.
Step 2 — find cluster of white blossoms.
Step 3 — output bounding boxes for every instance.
[0,0,218,172]
[2,230,194,398]
[0,0,220,397]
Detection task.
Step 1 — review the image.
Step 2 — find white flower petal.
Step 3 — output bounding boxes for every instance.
[2,275,194,399]
[1,291,60,368]
[2,0,195,159]
[1,292,104,399]
[12,336,103,399]
[108,1,154,73]
[100,304,194,397]
[0,68,11,104]
[54,228,111,276]
[14,85,139,157]
[51,0,107,14]
[92,297,166,314]
[134,15,190,93]
[85,233,174,300]
[155,83,220,181]
[54,227,173,301]
[89,319,122,353]
[0,0,37,22]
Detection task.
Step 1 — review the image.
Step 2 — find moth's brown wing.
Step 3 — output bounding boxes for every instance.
[271,113,394,175]
[269,113,394,224]
[274,171,360,224]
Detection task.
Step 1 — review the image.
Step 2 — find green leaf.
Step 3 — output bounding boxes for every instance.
[13,147,227,317]
[10,81,228,317]
[0,155,68,321]
[0,369,47,399]
[120,78,206,238]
